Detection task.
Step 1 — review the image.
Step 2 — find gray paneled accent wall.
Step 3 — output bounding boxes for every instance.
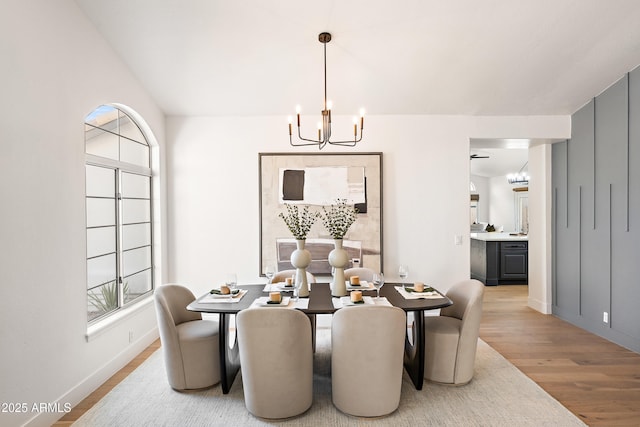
[552,66,640,353]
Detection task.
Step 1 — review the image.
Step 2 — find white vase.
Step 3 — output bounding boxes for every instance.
[328,239,349,297]
[290,239,311,298]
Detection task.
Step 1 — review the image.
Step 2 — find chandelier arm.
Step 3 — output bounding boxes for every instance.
[290,133,363,148]
[327,132,364,146]
[290,135,324,146]
[290,139,325,147]
[290,128,325,146]
[301,125,323,144]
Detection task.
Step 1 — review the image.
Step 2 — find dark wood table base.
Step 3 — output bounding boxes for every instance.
[219,313,240,394]
[403,311,426,389]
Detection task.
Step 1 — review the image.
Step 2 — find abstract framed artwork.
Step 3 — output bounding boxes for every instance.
[259,152,383,276]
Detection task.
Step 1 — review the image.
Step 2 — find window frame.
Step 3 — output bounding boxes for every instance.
[84,105,155,327]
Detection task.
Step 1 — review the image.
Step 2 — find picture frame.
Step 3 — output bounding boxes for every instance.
[259,152,383,276]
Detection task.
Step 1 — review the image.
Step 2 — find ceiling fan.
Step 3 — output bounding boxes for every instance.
[470,154,490,160]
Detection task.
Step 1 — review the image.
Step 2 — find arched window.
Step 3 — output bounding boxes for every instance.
[85,105,154,323]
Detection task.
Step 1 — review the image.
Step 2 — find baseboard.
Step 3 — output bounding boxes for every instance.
[26,327,159,427]
[528,295,552,314]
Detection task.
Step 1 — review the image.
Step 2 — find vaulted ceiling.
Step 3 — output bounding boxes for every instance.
[75,0,640,118]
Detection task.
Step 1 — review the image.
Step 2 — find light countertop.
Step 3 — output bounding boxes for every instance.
[470,232,528,241]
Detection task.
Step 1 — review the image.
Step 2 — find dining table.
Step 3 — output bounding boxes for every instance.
[187,282,452,394]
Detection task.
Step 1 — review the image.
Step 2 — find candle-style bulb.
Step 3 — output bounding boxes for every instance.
[295,105,301,114]
[326,100,333,111]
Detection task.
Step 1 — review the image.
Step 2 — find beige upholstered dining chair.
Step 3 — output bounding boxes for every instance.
[331,305,406,417]
[270,269,318,351]
[423,279,485,385]
[236,308,313,419]
[344,267,376,282]
[270,269,316,285]
[154,284,221,390]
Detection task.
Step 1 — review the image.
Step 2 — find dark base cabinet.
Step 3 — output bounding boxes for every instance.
[471,238,528,286]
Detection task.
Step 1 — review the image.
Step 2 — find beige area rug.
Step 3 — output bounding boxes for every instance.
[75,326,585,427]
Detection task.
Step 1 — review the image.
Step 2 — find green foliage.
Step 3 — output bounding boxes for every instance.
[88,281,129,313]
[320,199,359,239]
[278,204,319,240]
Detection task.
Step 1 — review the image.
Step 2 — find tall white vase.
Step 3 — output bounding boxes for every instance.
[329,239,349,297]
[290,239,311,298]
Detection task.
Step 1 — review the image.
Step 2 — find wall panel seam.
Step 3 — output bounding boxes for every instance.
[593,97,597,230]
[579,185,582,316]
[608,183,612,329]
[565,140,569,228]
[553,187,558,307]
[627,72,631,232]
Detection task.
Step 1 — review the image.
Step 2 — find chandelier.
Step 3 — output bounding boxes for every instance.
[507,162,530,185]
[288,32,364,149]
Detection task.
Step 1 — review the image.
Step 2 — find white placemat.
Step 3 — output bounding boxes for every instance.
[251,296,293,308]
[332,296,391,308]
[250,296,310,309]
[263,283,296,292]
[199,289,248,303]
[394,285,444,299]
[345,280,375,291]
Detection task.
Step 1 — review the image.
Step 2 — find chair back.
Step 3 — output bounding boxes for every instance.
[344,267,376,282]
[237,308,313,419]
[154,284,215,390]
[270,269,316,284]
[155,284,202,327]
[331,305,406,417]
[440,279,484,382]
[440,279,484,334]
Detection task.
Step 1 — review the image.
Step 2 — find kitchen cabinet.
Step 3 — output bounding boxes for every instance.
[470,234,528,286]
[500,241,528,281]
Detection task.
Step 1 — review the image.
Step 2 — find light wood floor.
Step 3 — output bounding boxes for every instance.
[479,285,640,426]
[55,285,640,426]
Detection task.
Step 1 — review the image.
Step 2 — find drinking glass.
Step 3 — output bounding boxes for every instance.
[398,264,409,285]
[372,272,385,301]
[293,273,303,302]
[225,273,237,292]
[265,265,275,285]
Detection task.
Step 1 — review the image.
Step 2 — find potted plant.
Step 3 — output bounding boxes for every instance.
[278,204,319,297]
[319,199,359,296]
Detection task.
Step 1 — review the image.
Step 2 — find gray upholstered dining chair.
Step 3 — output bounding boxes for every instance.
[154,284,221,390]
[236,308,313,419]
[423,279,485,385]
[344,267,376,282]
[331,305,406,417]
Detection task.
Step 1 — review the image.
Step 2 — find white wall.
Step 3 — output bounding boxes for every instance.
[166,115,570,301]
[528,144,553,314]
[489,176,518,232]
[0,2,165,426]
[470,174,490,224]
